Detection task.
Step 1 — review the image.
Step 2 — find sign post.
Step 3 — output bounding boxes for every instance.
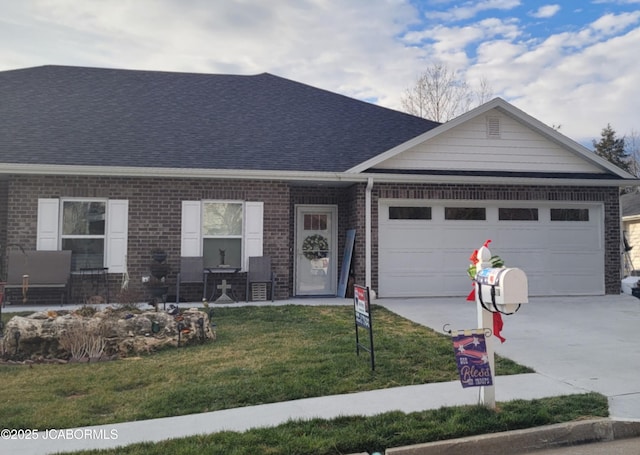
[475,245,496,408]
[353,284,375,371]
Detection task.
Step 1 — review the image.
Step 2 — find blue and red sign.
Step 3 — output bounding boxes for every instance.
[452,330,493,388]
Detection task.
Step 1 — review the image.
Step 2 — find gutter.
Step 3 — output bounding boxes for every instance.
[0,163,636,187]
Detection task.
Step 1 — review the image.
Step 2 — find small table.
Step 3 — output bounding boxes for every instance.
[203,267,242,303]
[77,267,109,304]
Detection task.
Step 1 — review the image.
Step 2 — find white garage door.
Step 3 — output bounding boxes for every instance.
[378,200,604,297]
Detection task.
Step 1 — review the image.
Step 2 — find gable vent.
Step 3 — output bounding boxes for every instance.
[486,116,501,138]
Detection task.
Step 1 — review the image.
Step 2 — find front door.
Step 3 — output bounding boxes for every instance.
[295,205,337,296]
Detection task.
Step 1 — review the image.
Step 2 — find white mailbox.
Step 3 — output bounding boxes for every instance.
[475,267,528,314]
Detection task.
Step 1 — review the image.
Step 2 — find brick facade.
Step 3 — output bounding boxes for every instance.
[0,175,621,305]
[4,175,292,303]
[0,179,7,282]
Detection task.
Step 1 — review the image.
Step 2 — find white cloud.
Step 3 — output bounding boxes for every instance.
[529,4,561,19]
[501,25,640,142]
[591,11,640,35]
[0,0,639,144]
[427,0,521,22]
[0,0,424,108]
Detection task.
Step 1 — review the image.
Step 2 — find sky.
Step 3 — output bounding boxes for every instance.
[1,0,639,147]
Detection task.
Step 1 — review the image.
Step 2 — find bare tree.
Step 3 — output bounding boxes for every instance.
[400,64,490,122]
[475,75,494,105]
[626,129,640,177]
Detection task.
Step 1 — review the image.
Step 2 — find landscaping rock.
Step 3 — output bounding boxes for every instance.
[1,307,214,361]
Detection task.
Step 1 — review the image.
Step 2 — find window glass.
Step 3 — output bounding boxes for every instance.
[445,207,486,220]
[202,202,244,268]
[62,201,105,235]
[62,238,105,270]
[61,200,107,271]
[304,214,328,230]
[389,207,432,220]
[203,238,242,268]
[203,202,243,236]
[550,208,589,221]
[499,208,539,221]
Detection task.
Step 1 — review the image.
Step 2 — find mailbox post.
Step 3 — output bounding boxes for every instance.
[475,245,496,408]
[473,243,528,409]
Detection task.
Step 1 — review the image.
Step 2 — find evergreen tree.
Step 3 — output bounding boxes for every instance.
[593,124,631,173]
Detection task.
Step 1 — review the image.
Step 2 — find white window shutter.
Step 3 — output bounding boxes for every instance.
[37,198,60,251]
[244,201,264,269]
[181,201,202,257]
[106,200,129,273]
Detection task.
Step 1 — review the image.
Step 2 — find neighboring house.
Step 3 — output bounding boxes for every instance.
[0,65,635,303]
[621,190,640,275]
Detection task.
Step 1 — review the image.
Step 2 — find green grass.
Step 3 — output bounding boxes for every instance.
[1,305,607,454]
[61,393,609,455]
[1,305,530,430]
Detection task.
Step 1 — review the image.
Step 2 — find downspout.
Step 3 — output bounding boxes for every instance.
[365,177,374,296]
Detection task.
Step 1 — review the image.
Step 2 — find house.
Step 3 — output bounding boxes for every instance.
[0,65,635,304]
[621,190,640,275]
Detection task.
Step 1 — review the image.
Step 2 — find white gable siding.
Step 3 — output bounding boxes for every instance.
[374,110,601,174]
[624,219,640,273]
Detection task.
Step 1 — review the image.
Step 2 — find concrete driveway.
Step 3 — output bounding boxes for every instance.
[379,294,640,420]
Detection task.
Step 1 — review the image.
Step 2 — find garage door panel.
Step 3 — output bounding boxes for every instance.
[523,272,546,295]
[379,249,434,271]
[547,227,601,248]
[379,227,425,246]
[379,201,604,297]
[382,273,455,297]
[440,227,493,246]
[548,273,604,295]
[497,249,546,269]
[385,275,470,297]
[549,251,602,273]
[493,228,543,247]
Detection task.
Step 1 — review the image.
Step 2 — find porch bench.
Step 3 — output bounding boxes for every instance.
[5,250,72,305]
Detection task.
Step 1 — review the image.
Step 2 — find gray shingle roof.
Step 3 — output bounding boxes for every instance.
[0,65,439,172]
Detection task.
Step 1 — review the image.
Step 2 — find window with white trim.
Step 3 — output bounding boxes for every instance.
[37,198,129,273]
[202,201,243,268]
[61,200,106,270]
[181,200,263,270]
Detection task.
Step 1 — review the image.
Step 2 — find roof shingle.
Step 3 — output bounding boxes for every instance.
[0,65,439,172]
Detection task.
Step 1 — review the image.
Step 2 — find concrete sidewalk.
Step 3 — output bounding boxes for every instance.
[2,294,639,454]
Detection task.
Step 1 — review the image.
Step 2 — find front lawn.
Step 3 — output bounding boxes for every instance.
[0,304,530,430]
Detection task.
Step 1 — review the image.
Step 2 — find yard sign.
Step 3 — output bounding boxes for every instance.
[452,329,493,388]
[353,284,375,371]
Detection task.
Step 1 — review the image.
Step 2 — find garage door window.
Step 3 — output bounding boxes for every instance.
[389,207,432,220]
[550,208,589,221]
[445,207,486,220]
[499,208,539,221]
